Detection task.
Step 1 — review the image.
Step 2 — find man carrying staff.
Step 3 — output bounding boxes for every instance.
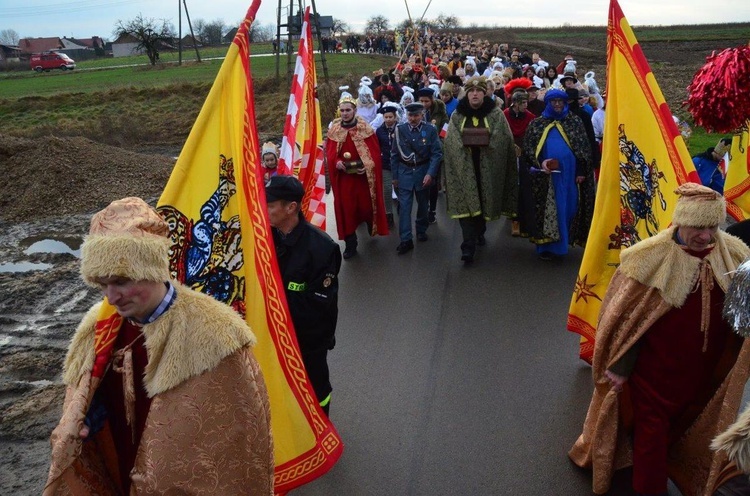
[569,184,750,496]
[326,89,389,259]
[45,197,273,495]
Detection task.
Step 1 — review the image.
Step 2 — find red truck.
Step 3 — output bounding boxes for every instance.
[30,52,76,72]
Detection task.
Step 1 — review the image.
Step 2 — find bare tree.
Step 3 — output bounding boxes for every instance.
[434,14,460,30]
[193,18,207,42]
[249,22,274,43]
[366,15,389,34]
[331,18,350,37]
[0,28,20,45]
[202,19,225,45]
[114,14,175,65]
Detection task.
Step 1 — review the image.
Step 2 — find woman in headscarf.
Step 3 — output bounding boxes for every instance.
[356,77,378,126]
[521,88,595,260]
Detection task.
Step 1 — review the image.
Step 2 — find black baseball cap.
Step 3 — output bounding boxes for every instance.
[265,175,304,203]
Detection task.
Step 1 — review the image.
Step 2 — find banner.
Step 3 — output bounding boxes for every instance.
[724,123,750,221]
[566,0,699,363]
[156,0,343,491]
[294,7,327,229]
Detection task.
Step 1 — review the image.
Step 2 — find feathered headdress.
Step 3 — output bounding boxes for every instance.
[504,77,532,96]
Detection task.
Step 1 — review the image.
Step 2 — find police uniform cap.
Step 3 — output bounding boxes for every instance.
[415,87,435,99]
[265,175,304,203]
[405,102,425,114]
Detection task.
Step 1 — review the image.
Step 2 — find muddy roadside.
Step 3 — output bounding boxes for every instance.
[0,135,175,494]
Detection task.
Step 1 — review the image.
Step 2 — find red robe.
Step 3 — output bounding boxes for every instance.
[326,116,389,239]
[628,249,739,493]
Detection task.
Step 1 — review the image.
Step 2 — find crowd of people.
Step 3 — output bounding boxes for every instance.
[305,30,606,263]
[41,28,750,496]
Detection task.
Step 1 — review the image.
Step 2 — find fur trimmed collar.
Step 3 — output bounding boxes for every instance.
[63,283,256,397]
[327,115,375,142]
[456,95,496,119]
[618,226,750,307]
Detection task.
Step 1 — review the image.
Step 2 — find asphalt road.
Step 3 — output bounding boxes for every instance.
[295,193,642,496]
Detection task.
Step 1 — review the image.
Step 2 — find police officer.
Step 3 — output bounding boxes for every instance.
[391,102,443,254]
[265,175,342,415]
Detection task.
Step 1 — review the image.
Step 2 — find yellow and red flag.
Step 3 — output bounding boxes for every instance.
[724,124,750,221]
[566,0,699,363]
[156,0,342,491]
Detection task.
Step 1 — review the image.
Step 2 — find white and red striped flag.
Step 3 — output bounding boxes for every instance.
[279,7,326,229]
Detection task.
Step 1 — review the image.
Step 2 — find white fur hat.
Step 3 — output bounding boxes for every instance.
[80,197,171,286]
[672,183,726,227]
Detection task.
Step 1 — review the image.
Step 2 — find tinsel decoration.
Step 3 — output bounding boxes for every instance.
[724,259,750,337]
[686,44,750,134]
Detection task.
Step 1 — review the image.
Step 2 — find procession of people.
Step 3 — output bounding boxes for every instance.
[40,21,750,496]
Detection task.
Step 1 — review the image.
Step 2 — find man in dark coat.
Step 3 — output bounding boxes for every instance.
[266,176,342,415]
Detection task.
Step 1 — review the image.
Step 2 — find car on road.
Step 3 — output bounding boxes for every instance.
[30,52,76,72]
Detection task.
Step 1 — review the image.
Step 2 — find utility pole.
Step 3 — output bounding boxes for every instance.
[183,0,201,63]
[178,0,182,65]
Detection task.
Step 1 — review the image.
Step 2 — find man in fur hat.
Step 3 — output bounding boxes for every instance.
[569,183,750,496]
[443,76,517,263]
[326,90,389,259]
[45,197,273,495]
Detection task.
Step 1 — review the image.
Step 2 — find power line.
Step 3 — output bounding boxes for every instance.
[0,0,144,18]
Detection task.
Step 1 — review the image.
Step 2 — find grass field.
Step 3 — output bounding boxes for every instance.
[1,22,745,154]
[0,52,393,146]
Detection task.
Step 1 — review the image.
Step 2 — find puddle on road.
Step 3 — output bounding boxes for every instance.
[0,335,10,346]
[0,261,53,273]
[22,235,82,258]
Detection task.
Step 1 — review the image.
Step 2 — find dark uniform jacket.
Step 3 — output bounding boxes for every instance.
[390,122,442,191]
[273,213,342,354]
[376,123,396,171]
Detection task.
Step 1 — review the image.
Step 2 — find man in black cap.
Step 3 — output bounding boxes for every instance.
[526,85,545,116]
[375,103,400,227]
[391,102,443,254]
[265,175,342,415]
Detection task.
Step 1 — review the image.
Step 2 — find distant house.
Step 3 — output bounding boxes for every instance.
[68,36,105,51]
[313,15,333,37]
[223,28,238,44]
[0,44,22,67]
[180,34,202,48]
[18,37,63,55]
[60,38,89,50]
[112,33,143,57]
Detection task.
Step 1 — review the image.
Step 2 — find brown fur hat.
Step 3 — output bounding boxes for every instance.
[80,197,171,286]
[672,183,726,228]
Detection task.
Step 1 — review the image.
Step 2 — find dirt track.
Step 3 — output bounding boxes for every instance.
[0,35,745,494]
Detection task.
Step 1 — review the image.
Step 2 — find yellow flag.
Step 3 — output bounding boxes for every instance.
[156,1,342,491]
[725,123,750,221]
[566,0,699,363]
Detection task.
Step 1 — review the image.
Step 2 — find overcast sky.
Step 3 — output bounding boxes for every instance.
[1,0,748,40]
